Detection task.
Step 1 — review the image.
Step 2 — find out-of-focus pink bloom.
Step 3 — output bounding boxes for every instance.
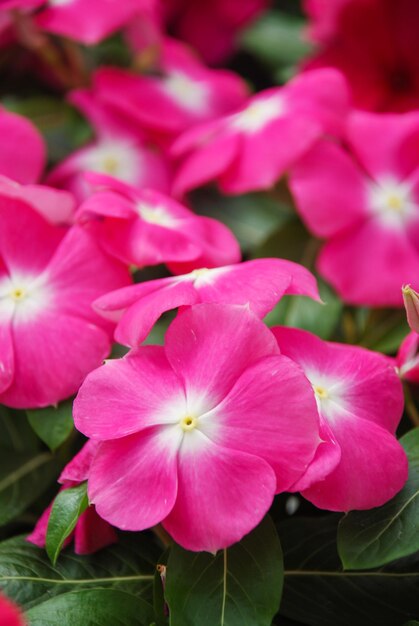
[290,111,419,307]
[303,0,419,112]
[35,0,152,45]
[77,181,240,272]
[0,175,75,224]
[89,38,249,139]
[74,303,322,552]
[402,284,419,333]
[28,441,117,555]
[273,326,407,511]
[162,0,269,64]
[0,593,25,626]
[395,331,419,383]
[0,199,131,409]
[94,258,320,346]
[172,68,349,196]
[46,89,170,202]
[0,106,45,184]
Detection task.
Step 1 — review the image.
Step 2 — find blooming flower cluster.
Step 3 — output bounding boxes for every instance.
[0,0,413,598]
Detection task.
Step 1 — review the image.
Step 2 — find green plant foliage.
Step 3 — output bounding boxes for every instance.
[46,483,89,565]
[337,428,419,570]
[165,516,283,626]
[27,400,74,452]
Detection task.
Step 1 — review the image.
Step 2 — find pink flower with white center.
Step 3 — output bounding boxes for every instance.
[35,0,152,45]
[0,593,25,626]
[0,106,45,184]
[89,38,248,138]
[0,198,131,409]
[272,326,407,511]
[77,182,240,271]
[289,111,419,306]
[28,441,117,555]
[74,303,322,552]
[46,89,170,202]
[172,68,349,196]
[94,258,320,347]
[395,331,419,384]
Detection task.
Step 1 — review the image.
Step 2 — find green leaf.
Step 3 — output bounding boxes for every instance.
[165,516,283,626]
[0,534,158,611]
[25,589,154,626]
[27,401,74,451]
[337,428,419,570]
[0,447,59,526]
[0,405,40,452]
[46,483,89,565]
[241,12,313,68]
[279,515,419,626]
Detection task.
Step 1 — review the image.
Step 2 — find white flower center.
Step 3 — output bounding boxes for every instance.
[81,139,141,184]
[231,95,284,133]
[0,273,51,323]
[368,177,417,227]
[136,202,177,227]
[49,0,73,6]
[305,371,347,423]
[162,71,208,113]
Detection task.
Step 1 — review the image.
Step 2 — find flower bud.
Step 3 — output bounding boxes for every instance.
[402,285,419,333]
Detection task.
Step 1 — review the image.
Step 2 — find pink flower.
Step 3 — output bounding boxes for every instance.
[289,111,419,306]
[272,326,407,511]
[0,198,131,408]
[395,331,419,383]
[35,0,151,45]
[94,258,320,346]
[46,89,170,201]
[74,303,322,552]
[0,593,25,626]
[88,38,248,138]
[28,441,117,555]
[172,68,349,196]
[303,0,419,112]
[77,182,240,272]
[162,0,268,64]
[0,106,45,184]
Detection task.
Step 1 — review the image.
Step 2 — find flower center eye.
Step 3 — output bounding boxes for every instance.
[102,156,120,175]
[386,194,403,211]
[314,385,328,399]
[180,415,198,432]
[10,288,26,301]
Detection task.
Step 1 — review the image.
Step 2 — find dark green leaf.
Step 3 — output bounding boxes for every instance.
[25,589,154,626]
[279,515,419,626]
[0,448,59,526]
[0,534,158,611]
[46,483,89,565]
[337,428,419,570]
[0,405,40,452]
[166,516,283,626]
[27,401,74,451]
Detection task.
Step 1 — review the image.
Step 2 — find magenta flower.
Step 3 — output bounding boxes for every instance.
[0,106,45,184]
[46,89,170,201]
[35,0,149,45]
[78,182,240,271]
[28,441,117,555]
[172,68,349,196]
[0,198,130,408]
[290,111,419,306]
[88,38,248,138]
[272,327,407,511]
[95,258,320,346]
[0,593,25,626]
[74,303,322,552]
[395,331,419,383]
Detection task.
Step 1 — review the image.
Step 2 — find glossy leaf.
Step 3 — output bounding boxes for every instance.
[337,428,419,570]
[27,401,74,451]
[165,516,283,626]
[46,483,89,565]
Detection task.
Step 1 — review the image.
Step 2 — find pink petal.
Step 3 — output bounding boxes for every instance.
[202,355,321,491]
[88,427,180,530]
[0,177,75,225]
[165,303,279,407]
[0,107,45,184]
[74,346,182,440]
[73,506,117,554]
[289,140,368,238]
[163,433,276,552]
[0,317,14,395]
[301,416,408,511]
[59,440,100,485]
[396,331,419,383]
